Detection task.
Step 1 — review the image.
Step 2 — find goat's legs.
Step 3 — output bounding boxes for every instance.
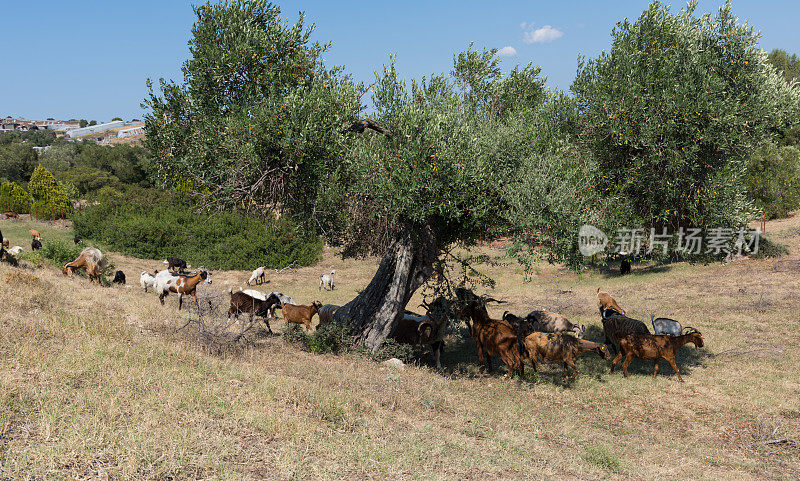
[666,356,683,382]
[610,351,623,373]
[564,359,580,382]
[653,360,660,378]
[178,294,183,310]
[621,354,634,378]
[432,341,443,369]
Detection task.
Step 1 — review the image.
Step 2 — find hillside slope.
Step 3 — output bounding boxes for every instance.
[1,217,798,480]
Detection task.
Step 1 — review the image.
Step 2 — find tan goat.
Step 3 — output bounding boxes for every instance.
[62,247,106,284]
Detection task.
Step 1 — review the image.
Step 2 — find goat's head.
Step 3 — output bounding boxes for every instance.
[502,311,524,324]
[683,327,704,348]
[573,324,586,339]
[199,270,212,284]
[597,343,613,361]
[62,264,74,276]
[311,301,323,311]
[417,320,435,343]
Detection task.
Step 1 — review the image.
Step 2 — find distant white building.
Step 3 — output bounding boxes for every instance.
[65,120,125,138]
[117,125,144,138]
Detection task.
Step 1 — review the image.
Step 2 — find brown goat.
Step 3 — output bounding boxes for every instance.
[3,211,20,219]
[62,247,106,284]
[610,328,704,382]
[520,331,611,382]
[29,229,41,240]
[156,269,212,310]
[282,301,322,331]
[457,290,524,379]
[389,298,452,369]
[597,287,625,316]
[228,290,281,334]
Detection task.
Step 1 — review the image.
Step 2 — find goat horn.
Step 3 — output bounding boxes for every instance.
[485,297,505,304]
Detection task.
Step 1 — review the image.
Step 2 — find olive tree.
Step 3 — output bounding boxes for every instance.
[572,0,800,236]
[144,0,558,349]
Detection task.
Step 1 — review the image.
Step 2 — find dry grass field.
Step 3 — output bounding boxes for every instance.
[1,215,799,480]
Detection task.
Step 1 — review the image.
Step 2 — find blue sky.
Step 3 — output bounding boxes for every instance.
[1,1,797,122]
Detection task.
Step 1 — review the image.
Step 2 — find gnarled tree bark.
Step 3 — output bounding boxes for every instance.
[333,224,439,351]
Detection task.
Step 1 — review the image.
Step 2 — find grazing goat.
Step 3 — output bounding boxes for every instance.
[651,316,683,336]
[519,331,612,382]
[266,291,296,318]
[1,237,7,248]
[62,247,106,284]
[3,211,20,219]
[140,271,156,292]
[319,267,335,291]
[597,288,625,317]
[611,328,704,382]
[389,297,453,369]
[31,238,42,251]
[246,266,269,286]
[6,246,23,258]
[317,304,341,325]
[155,269,212,310]
[228,289,281,334]
[163,257,188,273]
[282,301,322,331]
[601,313,650,355]
[456,288,523,379]
[113,270,126,284]
[74,235,82,245]
[504,310,585,339]
[620,259,631,275]
[29,229,40,240]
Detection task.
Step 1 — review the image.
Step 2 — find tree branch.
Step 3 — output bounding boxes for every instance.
[341,117,392,137]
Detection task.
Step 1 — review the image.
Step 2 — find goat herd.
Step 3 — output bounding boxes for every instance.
[2,225,705,384]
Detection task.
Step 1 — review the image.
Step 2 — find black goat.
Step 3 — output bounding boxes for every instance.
[164,257,188,273]
[31,238,42,251]
[113,270,126,284]
[74,235,82,245]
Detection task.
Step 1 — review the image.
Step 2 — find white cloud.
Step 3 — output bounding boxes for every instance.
[497,46,517,57]
[522,25,563,44]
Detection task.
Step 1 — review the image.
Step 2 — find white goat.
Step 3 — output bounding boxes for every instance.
[140,271,157,292]
[246,266,268,286]
[319,267,336,291]
[6,246,23,258]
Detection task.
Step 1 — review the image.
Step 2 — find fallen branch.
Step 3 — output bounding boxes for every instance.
[749,438,795,447]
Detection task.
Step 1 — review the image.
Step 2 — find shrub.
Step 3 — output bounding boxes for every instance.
[744,144,800,220]
[28,165,72,219]
[38,239,83,266]
[0,181,32,213]
[72,194,322,270]
[750,236,789,259]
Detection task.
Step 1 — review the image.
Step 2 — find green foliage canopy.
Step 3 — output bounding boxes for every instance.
[572,0,800,235]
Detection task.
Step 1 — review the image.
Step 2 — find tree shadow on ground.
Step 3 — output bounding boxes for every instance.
[594,262,674,280]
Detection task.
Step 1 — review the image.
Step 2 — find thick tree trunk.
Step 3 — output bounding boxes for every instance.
[333,224,438,351]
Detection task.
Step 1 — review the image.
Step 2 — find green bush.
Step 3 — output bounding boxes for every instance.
[750,236,789,259]
[39,239,83,266]
[72,194,322,270]
[0,181,32,213]
[28,165,72,219]
[744,144,800,220]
